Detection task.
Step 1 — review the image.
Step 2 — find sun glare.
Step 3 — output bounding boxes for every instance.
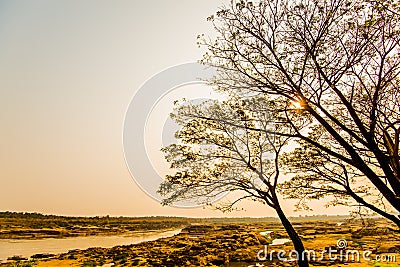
[292,101,303,109]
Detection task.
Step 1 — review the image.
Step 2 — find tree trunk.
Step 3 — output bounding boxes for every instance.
[274,204,309,267]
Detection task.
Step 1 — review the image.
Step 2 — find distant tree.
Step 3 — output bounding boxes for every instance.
[197,0,400,226]
[159,97,310,267]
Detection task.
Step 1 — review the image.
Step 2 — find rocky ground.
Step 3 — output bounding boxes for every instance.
[2,219,400,267]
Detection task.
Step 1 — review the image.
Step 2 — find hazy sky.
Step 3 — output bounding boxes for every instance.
[0,1,348,217]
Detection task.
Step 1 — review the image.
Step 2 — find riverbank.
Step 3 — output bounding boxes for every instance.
[0,212,190,240]
[0,228,182,263]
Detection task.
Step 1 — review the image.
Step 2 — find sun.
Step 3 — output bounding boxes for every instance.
[292,101,303,109]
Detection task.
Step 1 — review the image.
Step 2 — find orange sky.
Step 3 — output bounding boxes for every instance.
[0,0,349,217]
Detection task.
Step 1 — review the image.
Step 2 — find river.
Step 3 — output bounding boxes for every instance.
[0,228,182,262]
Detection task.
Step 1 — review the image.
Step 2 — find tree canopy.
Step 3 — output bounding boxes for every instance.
[193,0,400,225]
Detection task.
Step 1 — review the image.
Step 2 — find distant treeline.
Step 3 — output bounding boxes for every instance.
[0,211,349,222]
[0,211,187,220]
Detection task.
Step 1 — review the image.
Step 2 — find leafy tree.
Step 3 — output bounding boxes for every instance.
[159,96,310,266]
[196,0,400,226]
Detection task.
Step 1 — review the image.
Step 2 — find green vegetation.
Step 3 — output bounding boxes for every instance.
[81,261,96,267]
[371,263,399,267]
[9,261,36,267]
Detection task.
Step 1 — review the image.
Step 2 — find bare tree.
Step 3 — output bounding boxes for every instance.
[198,0,400,224]
[159,96,310,267]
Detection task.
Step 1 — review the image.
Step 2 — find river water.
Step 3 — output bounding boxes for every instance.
[0,228,182,261]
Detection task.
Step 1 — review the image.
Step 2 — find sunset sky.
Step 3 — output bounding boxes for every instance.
[0,0,349,217]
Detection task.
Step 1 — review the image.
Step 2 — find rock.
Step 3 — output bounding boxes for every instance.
[31,253,56,259]
[7,255,28,261]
